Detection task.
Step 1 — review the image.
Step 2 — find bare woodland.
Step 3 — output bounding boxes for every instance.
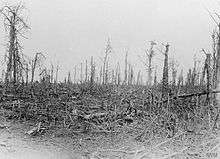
[1,3,220,159]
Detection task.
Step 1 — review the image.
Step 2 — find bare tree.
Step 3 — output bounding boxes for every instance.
[116,62,121,85]
[145,41,156,86]
[136,70,141,85]
[153,67,157,86]
[124,51,128,85]
[50,64,54,83]
[162,43,170,100]
[73,65,77,84]
[85,60,88,83]
[80,62,83,83]
[0,4,30,87]
[170,58,179,86]
[30,52,45,83]
[90,56,96,86]
[67,71,71,84]
[102,38,112,85]
[55,63,60,83]
[216,23,220,89]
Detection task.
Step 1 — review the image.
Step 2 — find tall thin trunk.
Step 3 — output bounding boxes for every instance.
[55,64,59,83]
[25,63,28,85]
[67,71,71,84]
[137,70,141,85]
[216,23,220,89]
[162,44,170,100]
[74,66,77,84]
[5,15,16,85]
[124,52,128,85]
[80,62,83,83]
[212,32,217,88]
[154,69,157,86]
[50,64,54,83]
[85,60,88,83]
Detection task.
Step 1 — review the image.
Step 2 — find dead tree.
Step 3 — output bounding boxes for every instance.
[102,38,112,85]
[128,63,134,85]
[25,63,29,85]
[0,4,30,87]
[73,65,77,84]
[30,52,45,83]
[50,64,54,83]
[55,63,60,83]
[67,71,71,84]
[153,69,157,86]
[85,60,88,83]
[216,23,220,89]
[170,59,178,86]
[145,41,156,86]
[136,70,141,85]
[105,60,109,84]
[212,31,217,88]
[80,62,83,83]
[212,23,220,130]
[116,62,121,85]
[90,56,95,86]
[99,66,102,84]
[162,43,170,100]
[124,51,128,85]
[177,69,184,94]
[111,69,115,84]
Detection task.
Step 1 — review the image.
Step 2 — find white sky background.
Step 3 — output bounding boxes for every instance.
[0,0,219,82]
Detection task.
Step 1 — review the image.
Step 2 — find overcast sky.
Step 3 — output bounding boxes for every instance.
[0,0,219,81]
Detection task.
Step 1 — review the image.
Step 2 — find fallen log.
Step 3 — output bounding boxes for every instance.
[162,90,220,103]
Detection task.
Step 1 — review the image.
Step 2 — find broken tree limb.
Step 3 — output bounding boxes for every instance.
[162,90,220,103]
[26,122,45,136]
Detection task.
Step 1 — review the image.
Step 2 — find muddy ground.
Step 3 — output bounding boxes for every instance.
[0,117,220,159]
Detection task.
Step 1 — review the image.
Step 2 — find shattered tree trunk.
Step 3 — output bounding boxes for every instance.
[206,54,211,103]
[213,23,220,130]
[67,71,71,84]
[90,56,95,86]
[55,64,59,83]
[25,63,29,85]
[85,60,88,83]
[212,32,217,88]
[124,52,128,85]
[5,15,16,86]
[50,64,54,83]
[147,42,155,86]
[116,62,121,85]
[136,70,141,85]
[147,53,153,86]
[80,62,83,83]
[177,69,183,95]
[31,54,38,83]
[216,23,220,89]
[73,66,77,84]
[102,38,111,85]
[2,5,29,88]
[162,44,170,100]
[105,60,108,84]
[154,69,157,86]
[205,53,211,129]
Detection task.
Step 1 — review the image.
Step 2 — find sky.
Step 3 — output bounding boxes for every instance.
[0,0,219,81]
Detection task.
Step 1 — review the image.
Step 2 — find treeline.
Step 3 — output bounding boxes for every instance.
[0,4,220,97]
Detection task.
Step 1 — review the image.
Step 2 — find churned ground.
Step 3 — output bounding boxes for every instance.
[0,116,220,159]
[0,119,83,159]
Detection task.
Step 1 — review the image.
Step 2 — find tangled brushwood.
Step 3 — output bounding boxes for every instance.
[0,4,220,144]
